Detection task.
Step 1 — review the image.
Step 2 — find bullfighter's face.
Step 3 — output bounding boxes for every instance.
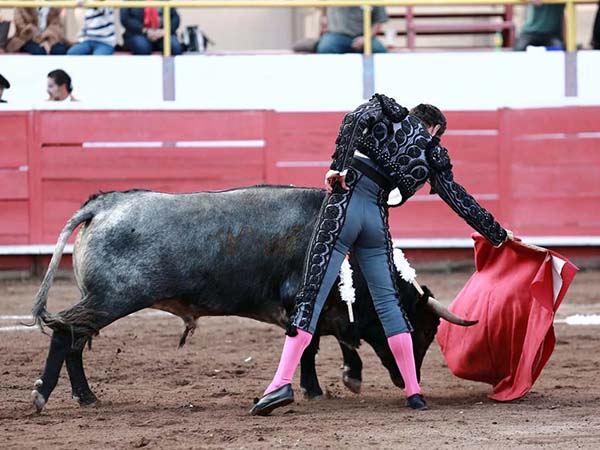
[426,124,442,138]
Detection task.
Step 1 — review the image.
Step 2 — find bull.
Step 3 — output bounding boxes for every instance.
[30,185,473,413]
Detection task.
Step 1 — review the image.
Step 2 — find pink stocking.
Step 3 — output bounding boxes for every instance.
[264,329,313,395]
[387,332,421,397]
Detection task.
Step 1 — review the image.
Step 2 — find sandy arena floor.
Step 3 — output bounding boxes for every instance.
[1,270,599,449]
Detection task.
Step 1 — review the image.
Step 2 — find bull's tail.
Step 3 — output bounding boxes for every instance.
[31,205,96,332]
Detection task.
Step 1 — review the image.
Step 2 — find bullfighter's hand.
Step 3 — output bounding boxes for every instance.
[325,170,349,193]
[505,229,521,243]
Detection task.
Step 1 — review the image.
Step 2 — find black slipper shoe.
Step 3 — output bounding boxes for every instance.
[249,384,294,416]
[407,393,428,411]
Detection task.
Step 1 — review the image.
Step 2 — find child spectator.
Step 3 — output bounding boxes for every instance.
[68,1,116,55]
[6,7,67,55]
[120,3,182,55]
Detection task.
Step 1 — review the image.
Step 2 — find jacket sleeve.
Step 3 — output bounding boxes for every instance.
[428,145,507,246]
[121,8,144,34]
[330,111,359,172]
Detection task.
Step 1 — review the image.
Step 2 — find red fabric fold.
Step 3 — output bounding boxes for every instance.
[437,233,578,401]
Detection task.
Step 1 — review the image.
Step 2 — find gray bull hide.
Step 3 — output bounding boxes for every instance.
[30,186,474,413]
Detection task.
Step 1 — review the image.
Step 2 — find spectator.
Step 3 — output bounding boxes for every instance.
[68,1,116,55]
[120,3,182,55]
[592,2,600,49]
[514,4,565,51]
[47,69,78,102]
[317,7,388,54]
[6,7,67,55]
[0,74,9,103]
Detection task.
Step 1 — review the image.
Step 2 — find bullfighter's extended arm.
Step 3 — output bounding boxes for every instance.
[427,145,507,247]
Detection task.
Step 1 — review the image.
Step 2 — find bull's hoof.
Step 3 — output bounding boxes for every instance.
[73,391,99,407]
[391,377,406,389]
[31,380,46,414]
[300,386,324,400]
[303,391,324,401]
[342,374,362,394]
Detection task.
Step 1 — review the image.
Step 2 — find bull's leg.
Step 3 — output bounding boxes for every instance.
[364,335,405,389]
[300,333,324,399]
[31,330,72,413]
[339,343,362,394]
[66,343,98,407]
[32,293,154,413]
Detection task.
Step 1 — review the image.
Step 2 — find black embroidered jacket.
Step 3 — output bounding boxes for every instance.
[330,93,507,246]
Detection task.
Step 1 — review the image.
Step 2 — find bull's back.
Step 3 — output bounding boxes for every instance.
[74,186,325,310]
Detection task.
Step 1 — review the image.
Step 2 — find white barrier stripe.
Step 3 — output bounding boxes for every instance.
[0,326,32,332]
[393,236,600,249]
[444,130,498,136]
[410,194,498,202]
[518,132,600,141]
[2,313,599,332]
[82,140,265,149]
[555,315,600,325]
[577,132,600,139]
[0,245,75,255]
[83,142,163,148]
[0,311,170,322]
[175,140,265,148]
[276,161,330,168]
[1,235,600,256]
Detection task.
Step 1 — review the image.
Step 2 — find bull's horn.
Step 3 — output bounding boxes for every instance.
[426,296,478,327]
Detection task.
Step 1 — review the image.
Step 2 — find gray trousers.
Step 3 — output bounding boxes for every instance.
[294,170,411,337]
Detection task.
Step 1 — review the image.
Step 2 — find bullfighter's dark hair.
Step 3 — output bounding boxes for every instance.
[48,69,73,93]
[410,104,447,137]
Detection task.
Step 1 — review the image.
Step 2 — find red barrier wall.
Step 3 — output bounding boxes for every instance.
[1,107,599,250]
[0,111,30,245]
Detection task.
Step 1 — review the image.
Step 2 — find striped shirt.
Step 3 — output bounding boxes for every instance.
[77,7,116,47]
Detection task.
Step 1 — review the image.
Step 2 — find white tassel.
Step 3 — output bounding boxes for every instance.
[393,248,416,283]
[393,248,424,296]
[339,258,355,323]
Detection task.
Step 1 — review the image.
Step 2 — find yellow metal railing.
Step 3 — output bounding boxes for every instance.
[1,0,595,55]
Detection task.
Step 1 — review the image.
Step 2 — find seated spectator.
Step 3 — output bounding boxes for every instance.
[317,7,388,54]
[0,16,10,52]
[120,3,182,55]
[592,1,600,49]
[6,7,67,55]
[47,69,78,102]
[68,1,116,55]
[0,74,9,103]
[514,4,565,51]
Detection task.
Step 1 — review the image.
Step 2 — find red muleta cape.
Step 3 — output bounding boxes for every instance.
[436,233,578,401]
